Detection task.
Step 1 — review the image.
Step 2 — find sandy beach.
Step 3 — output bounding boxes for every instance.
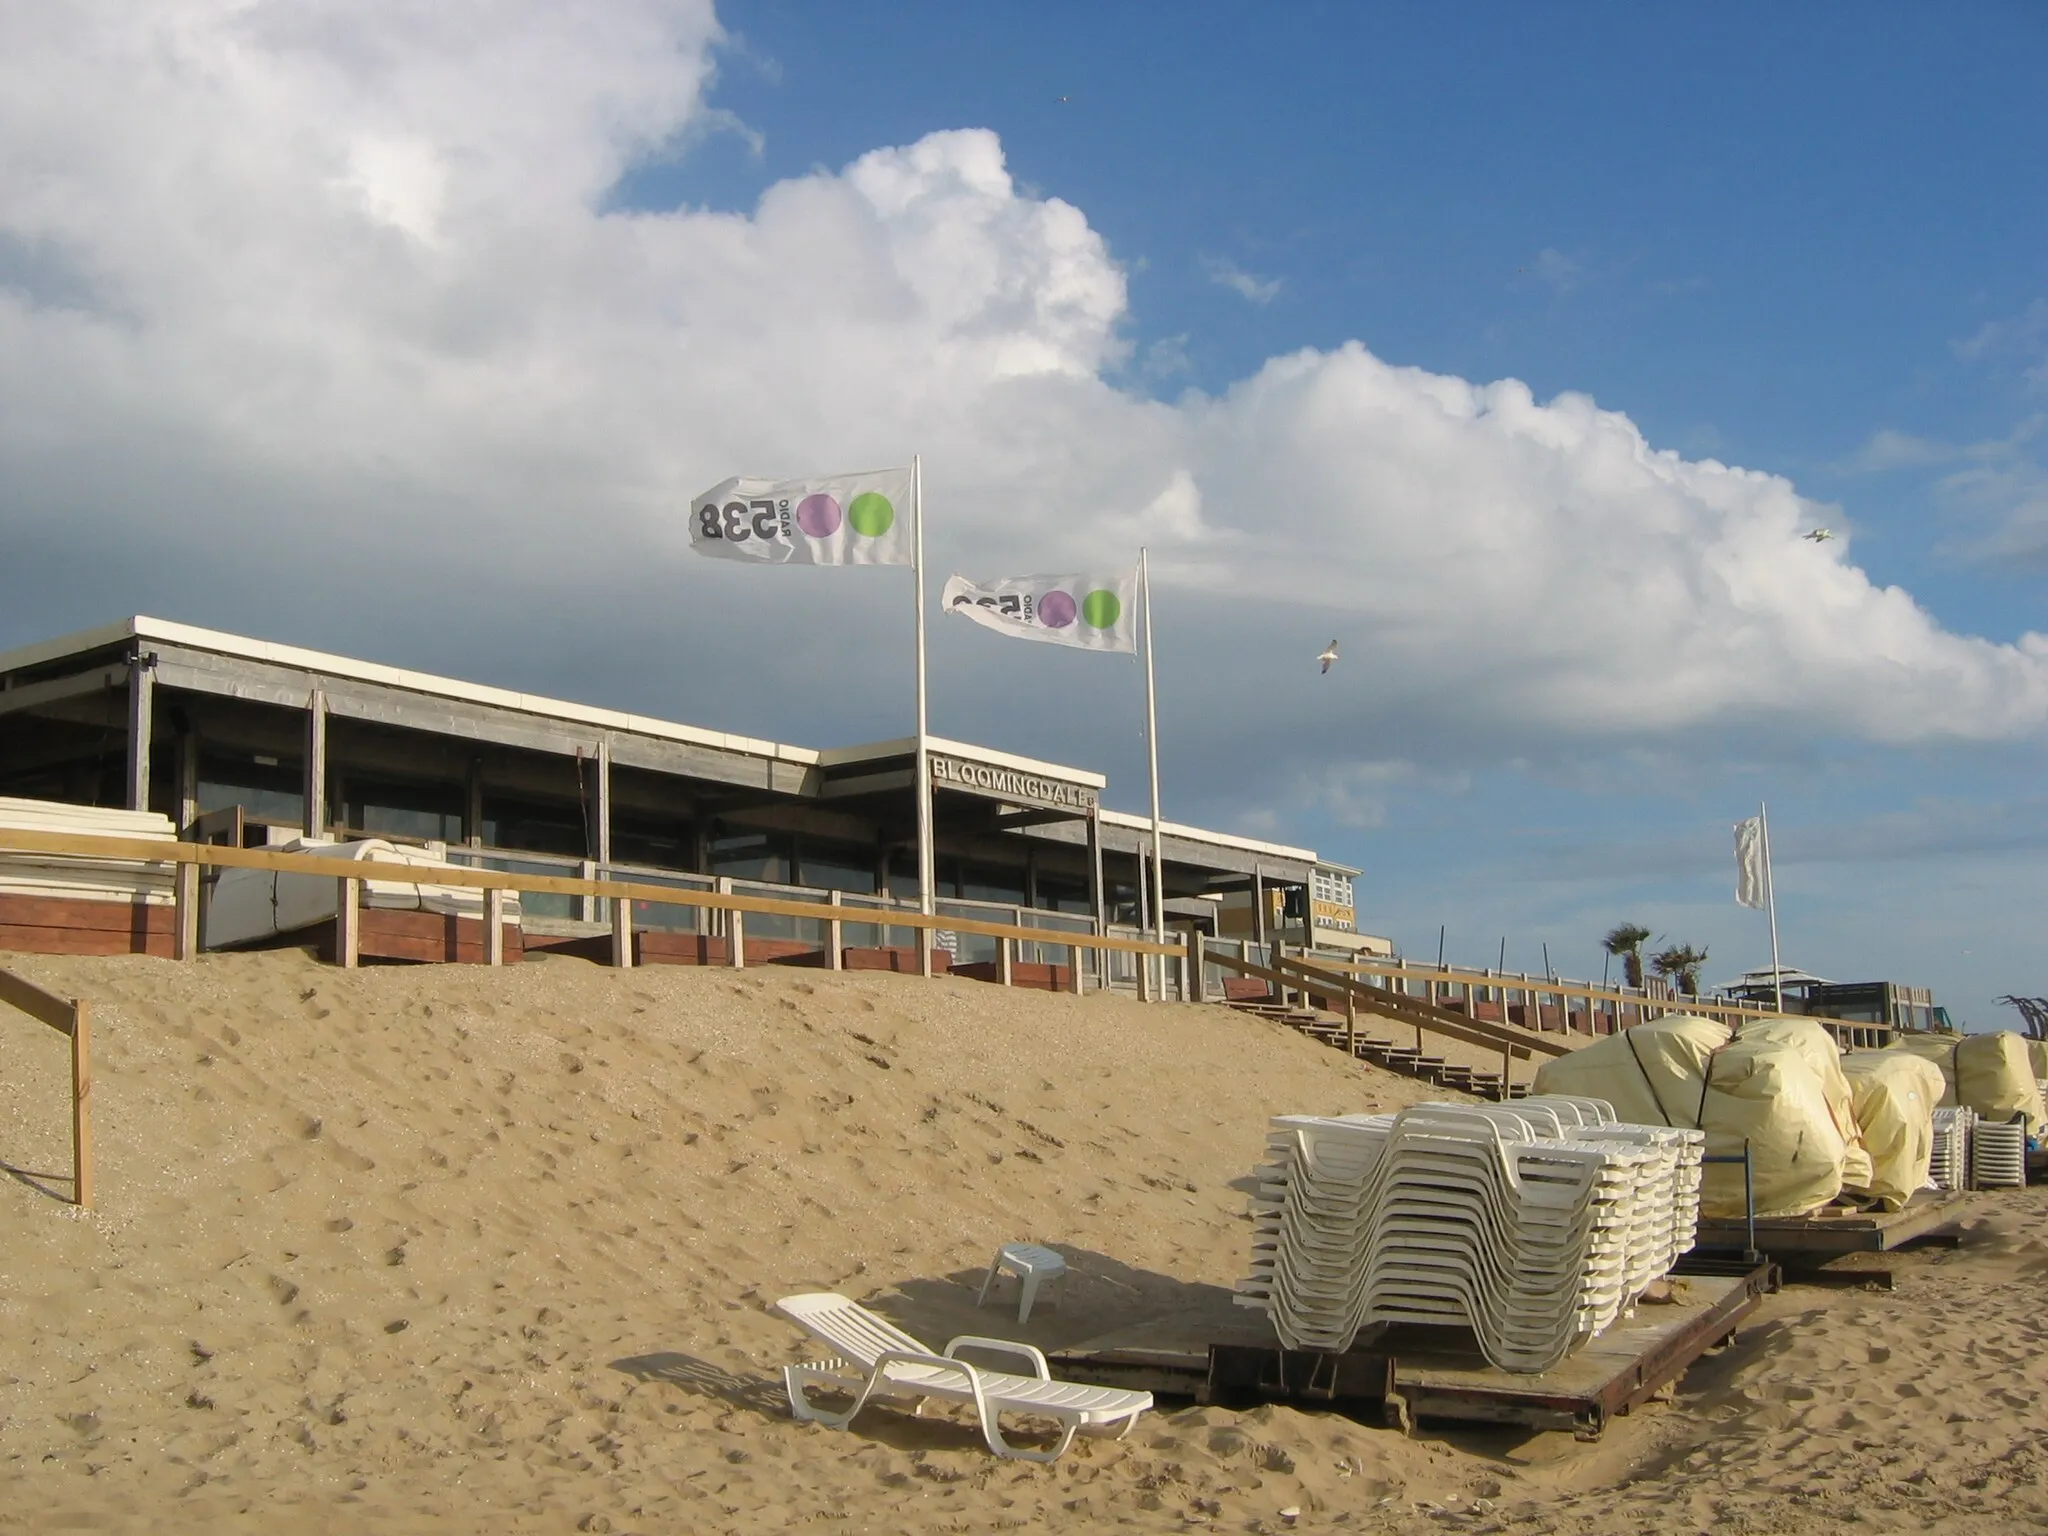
[3,950,2043,1535]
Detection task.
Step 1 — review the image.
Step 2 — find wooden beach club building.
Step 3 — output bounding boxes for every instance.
[0,618,1360,974]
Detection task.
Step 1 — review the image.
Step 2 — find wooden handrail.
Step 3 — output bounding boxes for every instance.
[0,965,91,1209]
[1315,952,1792,1025]
[1271,951,1573,1061]
[0,827,1185,960]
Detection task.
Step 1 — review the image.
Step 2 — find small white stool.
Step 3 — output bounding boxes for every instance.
[978,1242,1067,1325]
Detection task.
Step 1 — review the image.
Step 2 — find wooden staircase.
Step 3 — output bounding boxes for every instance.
[1225,999,1519,1101]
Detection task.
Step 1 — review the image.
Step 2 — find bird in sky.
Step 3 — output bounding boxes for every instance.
[1805,527,1833,543]
[1318,640,1340,674]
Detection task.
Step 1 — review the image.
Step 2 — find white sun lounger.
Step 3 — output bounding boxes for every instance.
[772,1292,1152,1462]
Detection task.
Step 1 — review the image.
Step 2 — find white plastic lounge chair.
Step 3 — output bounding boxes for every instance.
[772,1292,1152,1462]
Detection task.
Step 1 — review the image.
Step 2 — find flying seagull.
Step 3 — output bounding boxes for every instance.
[1804,527,1833,543]
[1318,640,1340,675]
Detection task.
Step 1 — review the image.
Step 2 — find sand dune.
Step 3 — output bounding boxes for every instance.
[2,950,2042,1534]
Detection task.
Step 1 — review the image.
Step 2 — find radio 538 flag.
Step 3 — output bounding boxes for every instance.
[941,571,1138,652]
[1734,815,1768,909]
[690,468,913,565]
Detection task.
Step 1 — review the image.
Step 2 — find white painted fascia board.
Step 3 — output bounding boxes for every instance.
[1096,807,1316,863]
[0,617,143,676]
[123,617,820,765]
[817,733,1108,789]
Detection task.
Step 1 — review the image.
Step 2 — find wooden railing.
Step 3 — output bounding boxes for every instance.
[0,966,92,1208]
[1306,952,1799,1029]
[1187,940,1571,1084]
[0,827,1188,995]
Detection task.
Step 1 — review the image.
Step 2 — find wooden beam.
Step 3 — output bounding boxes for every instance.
[127,658,154,812]
[304,688,328,836]
[485,889,505,966]
[70,1000,93,1210]
[335,875,359,968]
[0,966,76,1033]
[174,861,200,960]
[610,890,632,969]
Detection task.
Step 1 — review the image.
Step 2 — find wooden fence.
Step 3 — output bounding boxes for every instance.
[0,966,92,1208]
[0,827,1189,995]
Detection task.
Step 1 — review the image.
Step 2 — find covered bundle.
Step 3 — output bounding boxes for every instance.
[1533,1014,1858,1219]
[1887,1032,2045,1133]
[1840,1052,1944,1209]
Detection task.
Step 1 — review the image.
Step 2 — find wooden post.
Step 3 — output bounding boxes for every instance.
[484,889,505,966]
[335,875,359,968]
[127,658,154,813]
[1344,985,1358,1059]
[1184,929,1205,1005]
[304,687,328,836]
[826,895,844,972]
[1069,941,1083,995]
[610,892,633,969]
[175,731,199,838]
[998,929,1014,987]
[70,999,92,1211]
[174,859,200,960]
[1137,940,1153,1002]
[728,905,746,969]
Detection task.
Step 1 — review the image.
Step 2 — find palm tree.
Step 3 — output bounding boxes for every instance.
[1998,996,2048,1041]
[1602,924,1653,989]
[1651,944,1710,997]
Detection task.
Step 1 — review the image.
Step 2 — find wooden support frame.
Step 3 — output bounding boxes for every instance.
[174,861,201,961]
[0,967,92,1209]
[610,893,633,970]
[335,875,359,968]
[484,889,506,966]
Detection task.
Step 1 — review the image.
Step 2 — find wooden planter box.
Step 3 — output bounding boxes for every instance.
[0,894,175,957]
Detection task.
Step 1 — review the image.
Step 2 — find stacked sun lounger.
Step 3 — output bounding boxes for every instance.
[0,797,177,904]
[1930,1106,1973,1191]
[1968,1118,2026,1189]
[1236,1096,1705,1375]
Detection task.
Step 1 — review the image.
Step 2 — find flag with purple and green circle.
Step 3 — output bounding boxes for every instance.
[689,468,913,565]
[941,571,1138,652]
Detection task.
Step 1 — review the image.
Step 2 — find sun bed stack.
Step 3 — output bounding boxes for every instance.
[1968,1118,2026,1190]
[0,797,177,905]
[1929,1107,1973,1191]
[1236,1096,1705,1375]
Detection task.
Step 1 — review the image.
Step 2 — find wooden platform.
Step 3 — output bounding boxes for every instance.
[1688,1190,1967,1261]
[0,894,175,957]
[1047,1268,1768,1439]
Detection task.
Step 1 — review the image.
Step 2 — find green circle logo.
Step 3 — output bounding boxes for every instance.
[847,492,896,538]
[1080,589,1121,629]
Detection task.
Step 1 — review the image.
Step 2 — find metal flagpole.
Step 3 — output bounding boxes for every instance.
[1140,549,1166,996]
[913,456,935,974]
[1761,800,1783,1014]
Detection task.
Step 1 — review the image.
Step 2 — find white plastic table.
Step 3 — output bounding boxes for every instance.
[978,1242,1067,1324]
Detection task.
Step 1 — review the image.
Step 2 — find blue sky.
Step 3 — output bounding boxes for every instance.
[1,2,2043,1023]
[649,2,2048,1010]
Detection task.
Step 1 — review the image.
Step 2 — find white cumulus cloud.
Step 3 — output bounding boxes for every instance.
[1,0,2045,818]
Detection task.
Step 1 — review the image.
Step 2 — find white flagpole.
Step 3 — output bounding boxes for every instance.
[1141,549,1166,992]
[1761,799,1783,1014]
[913,456,935,958]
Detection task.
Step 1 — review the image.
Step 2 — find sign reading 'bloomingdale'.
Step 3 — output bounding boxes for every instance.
[929,753,1099,813]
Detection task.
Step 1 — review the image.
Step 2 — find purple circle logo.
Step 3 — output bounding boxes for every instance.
[1038,590,1077,628]
[795,494,842,537]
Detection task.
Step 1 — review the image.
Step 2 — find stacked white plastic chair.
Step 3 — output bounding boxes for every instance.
[1930,1106,1974,1191]
[1969,1118,2026,1189]
[1236,1096,1704,1375]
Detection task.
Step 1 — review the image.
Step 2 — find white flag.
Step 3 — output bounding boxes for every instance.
[1734,815,1768,909]
[689,468,913,565]
[941,571,1138,652]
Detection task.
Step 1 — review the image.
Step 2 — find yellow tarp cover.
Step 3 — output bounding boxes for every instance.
[1840,1052,1944,1210]
[1532,1014,1855,1219]
[1887,1032,2044,1132]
